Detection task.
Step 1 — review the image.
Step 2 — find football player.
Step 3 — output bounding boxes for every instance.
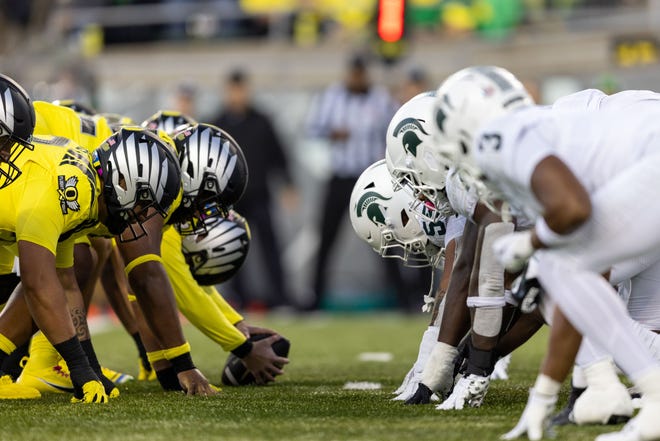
[386,91,527,409]
[104,115,287,387]
[0,73,182,402]
[434,66,660,441]
[348,157,464,401]
[17,103,216,396]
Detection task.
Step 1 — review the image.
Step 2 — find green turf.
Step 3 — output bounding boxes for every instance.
[2,314,626,441]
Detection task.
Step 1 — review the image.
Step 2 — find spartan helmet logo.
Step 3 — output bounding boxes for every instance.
[392,117,429,157]
[356,191,391,226]
[402,131,423,157]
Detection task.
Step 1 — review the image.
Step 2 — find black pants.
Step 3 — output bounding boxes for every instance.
[310,175,418,310]
[231,196,289,308]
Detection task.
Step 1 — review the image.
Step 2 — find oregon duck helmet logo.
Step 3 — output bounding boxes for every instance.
[356,191,391,226]
[392,117,428,157]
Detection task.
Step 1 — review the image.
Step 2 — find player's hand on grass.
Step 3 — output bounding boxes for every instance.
[243,335,289,384]
[71,380,108,404]
[501,387,557,440]
[177,369,219,396]
[404,383,434,405]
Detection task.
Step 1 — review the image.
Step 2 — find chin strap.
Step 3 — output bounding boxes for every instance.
[422,268,436,313]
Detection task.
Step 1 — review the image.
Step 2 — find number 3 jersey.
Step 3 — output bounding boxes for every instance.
[471,103,660,222]
[0,136,99,268]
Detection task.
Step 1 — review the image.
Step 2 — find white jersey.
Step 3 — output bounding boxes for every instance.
[445,167,479,221]
[473,105,660,221]
[445,214,466,246]
[553,88,660,112]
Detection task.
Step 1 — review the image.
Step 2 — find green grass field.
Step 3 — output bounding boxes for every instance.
[3,314,625,441]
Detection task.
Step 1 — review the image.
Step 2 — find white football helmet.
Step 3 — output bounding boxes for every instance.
[386,91,452,221]
[434,66,532,163]
[349,160,444,268]
[433,66,533,215]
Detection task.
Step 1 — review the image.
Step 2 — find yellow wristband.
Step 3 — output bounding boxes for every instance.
[162,342,191,360]
[146,350,166,364]
[125,254,162,276]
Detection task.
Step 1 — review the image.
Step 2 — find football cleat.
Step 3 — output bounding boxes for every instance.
[436,373,490,410]
[0,374,41,399]
[71,380,108,404]
[138,359,157,381]
[102,366,134,385]
[17,360,74,394]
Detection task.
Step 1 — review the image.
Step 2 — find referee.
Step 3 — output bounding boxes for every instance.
[305,54,401,311]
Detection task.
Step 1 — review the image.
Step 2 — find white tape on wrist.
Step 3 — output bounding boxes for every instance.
[421,342,458,394]
[466,296,506,308]
[535,218,571,247]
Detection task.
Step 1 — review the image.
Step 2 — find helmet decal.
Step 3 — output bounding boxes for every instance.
[0,88,14,132]
[356,191,391,226]
[392,118,429,157]
[402,131,422,157]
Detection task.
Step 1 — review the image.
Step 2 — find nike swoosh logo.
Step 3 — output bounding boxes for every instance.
[38,379,75,393]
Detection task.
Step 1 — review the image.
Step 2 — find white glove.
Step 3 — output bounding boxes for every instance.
[501,388,557,440]
[491,354,512,381]
[493,231,535,273]
[421,342,458,398]
[436,374,490,410]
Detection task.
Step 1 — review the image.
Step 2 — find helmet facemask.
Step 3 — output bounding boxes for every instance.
[0,75,36,189]
[0,124,33,188]
[350,160,444,269]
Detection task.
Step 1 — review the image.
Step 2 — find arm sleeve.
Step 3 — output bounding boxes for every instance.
[160,228,247,352]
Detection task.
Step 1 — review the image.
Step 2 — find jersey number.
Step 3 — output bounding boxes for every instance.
[478,133,502,152]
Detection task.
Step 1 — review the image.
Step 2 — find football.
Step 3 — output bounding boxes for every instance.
[221,333,291,386]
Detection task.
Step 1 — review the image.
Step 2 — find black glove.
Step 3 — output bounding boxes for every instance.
[405,383,433,405]
[511,259,543,313]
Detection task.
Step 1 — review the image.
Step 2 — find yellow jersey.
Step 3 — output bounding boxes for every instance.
[0,136,100,267]
[33,101,113,153]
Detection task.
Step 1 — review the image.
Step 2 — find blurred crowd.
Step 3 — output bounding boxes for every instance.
[0,0,649,52]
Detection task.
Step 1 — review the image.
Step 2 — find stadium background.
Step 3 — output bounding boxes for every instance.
[2,0,655,311]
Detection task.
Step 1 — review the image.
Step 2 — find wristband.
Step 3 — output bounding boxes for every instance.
[535,218,571,247]
[534,373,561,396]
[231,339,254,359]
[125,254,163,276]
[169,352,196,373]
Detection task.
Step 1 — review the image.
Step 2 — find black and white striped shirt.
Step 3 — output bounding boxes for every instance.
[307,83,398,178]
